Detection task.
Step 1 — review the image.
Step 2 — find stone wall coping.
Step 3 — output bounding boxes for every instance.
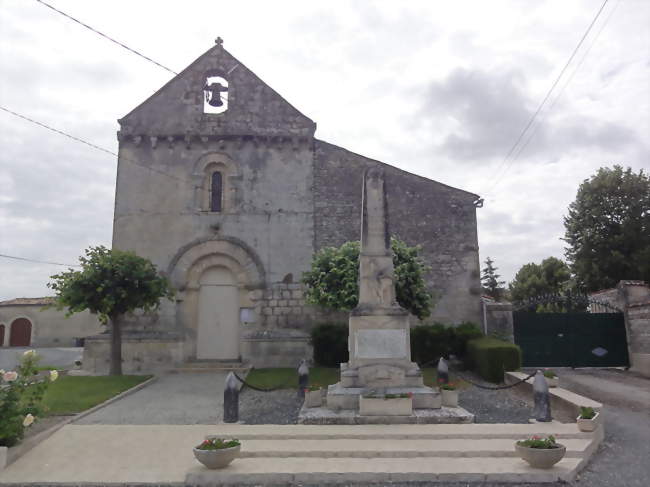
[485,302,513,310]
[505,372,602,411]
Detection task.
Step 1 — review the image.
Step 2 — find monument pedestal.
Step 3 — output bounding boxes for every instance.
[309,167,474,425]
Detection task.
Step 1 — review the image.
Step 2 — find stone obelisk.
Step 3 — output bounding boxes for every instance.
[326,167,439,410]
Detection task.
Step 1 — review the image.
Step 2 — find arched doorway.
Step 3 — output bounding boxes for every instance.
[10,318,32,346]
[0,324,5,346]
[197,266,239,360]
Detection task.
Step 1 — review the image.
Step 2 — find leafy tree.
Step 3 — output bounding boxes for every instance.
[509,257,571,302]
[302,237,432,320]
[48,246,174,375]
[564,166,650,292]
[481,257,506,301]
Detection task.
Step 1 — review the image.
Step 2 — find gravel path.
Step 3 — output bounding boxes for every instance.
[238,373,534,425]
[76,372,227,424]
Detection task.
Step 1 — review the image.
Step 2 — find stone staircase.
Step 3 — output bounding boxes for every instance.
[172,360,251,373]
[187,423,604,485]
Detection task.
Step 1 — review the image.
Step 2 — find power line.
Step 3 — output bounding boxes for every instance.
[0,106,117,157]
[0,105,203,191]
[482,0,610,196]
[34,0,178,75]
[507,0,621,167]
[0,253,80,267]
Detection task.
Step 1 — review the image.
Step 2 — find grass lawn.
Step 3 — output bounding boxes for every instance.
[43,375,151,415]
[245,367,468,390]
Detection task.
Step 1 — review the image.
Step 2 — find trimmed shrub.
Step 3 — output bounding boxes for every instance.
[410,324,452,366]
[466,337,522,383]
[310,322,348,367]
[410,322,483,367]
[450,321,484,358]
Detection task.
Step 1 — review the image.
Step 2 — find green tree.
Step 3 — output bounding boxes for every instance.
[509,257,571,304]
[563,166,650,292]
[48,246,174,375]
[481,257,506,301]
[302,237,433,320]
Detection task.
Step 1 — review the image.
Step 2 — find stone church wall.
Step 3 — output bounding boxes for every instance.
[313,140,482,325]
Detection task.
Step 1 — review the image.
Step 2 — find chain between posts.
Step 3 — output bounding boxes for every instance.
[232,370,296,392]
[425,357,537,391]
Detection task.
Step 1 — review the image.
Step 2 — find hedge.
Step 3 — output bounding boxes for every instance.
[310,321,483,368]
[310,322,349,367]
[465,337,522,383]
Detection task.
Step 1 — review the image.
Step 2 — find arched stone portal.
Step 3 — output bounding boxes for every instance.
[197,266,239,359]
[168,237,265,362]
[10,318,32,346]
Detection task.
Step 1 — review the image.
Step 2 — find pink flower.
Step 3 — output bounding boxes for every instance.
[3,371,18,382]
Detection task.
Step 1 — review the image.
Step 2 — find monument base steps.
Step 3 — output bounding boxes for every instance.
[186,423,603,485]
[0,424,603,484]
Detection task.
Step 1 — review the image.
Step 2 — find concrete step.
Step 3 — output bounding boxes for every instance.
[207,422,595,440]
[172,361,251,373]
[238,437,592,458]
[186,456,583,484]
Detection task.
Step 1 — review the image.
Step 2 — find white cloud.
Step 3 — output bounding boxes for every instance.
[0,0,648,299]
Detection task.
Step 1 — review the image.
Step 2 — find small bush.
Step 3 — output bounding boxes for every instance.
[465,337,522,383]
[410,324,451,366]
[450,321,483,357]
[310,322,348,367]
[411,322,483,366]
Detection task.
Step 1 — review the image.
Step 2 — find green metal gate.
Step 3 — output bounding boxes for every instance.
[513,312,629,368]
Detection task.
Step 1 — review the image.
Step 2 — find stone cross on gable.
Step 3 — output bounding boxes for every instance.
[358,167,397,307]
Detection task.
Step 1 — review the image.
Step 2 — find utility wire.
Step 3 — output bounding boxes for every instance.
[482,0,610,196]
[34,0,178,75]
[0,106,203,191]
[507,0,621,167]
[0,253,80,267]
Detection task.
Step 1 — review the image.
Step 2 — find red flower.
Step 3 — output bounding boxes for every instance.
[407,392,413,398]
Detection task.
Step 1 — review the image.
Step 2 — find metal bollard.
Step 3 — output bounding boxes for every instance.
[532,370,552,422]
[298,359,309,398]
[223,371,239,423]
[437,357,449,385]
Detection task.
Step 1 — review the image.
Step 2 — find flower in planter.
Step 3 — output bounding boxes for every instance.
[2,371,18,382]
[543,369,557,379]
[50,370,59,382]
[306,384,322,392]
[440,381,457,391]
[23,414,35,427]
[23,350,36,358]
[517,434,560,449]
[196,438,241,451]
[579,406,596,420]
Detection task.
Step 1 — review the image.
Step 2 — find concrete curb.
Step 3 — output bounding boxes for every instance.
[505,371,603,419]
[4,375,158,468]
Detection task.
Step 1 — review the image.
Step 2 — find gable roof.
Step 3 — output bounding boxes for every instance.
[0,297,55,307]
[119,43,316,137]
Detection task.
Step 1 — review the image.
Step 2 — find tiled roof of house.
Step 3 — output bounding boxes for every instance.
[0,297,55,306]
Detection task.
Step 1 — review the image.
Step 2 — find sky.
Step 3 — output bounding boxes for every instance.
[0,0,648,300]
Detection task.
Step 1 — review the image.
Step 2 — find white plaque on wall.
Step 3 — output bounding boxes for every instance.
[355,329,407,359]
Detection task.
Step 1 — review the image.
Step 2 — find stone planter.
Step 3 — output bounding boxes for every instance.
[304,389,323,408]
[577,412,600,432]
[193,445,240,469]
[441,389,459,407]
[0,446,7,471]
[544,376,559,388]
[359,396,412,416]
[515,443,566,469]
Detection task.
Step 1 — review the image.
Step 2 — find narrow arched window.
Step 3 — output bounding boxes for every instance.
[210,171,223,212]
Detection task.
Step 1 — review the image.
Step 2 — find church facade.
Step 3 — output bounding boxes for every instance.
[83,41,483,373]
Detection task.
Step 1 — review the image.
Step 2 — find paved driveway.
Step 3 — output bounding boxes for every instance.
[75,371,228,424]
